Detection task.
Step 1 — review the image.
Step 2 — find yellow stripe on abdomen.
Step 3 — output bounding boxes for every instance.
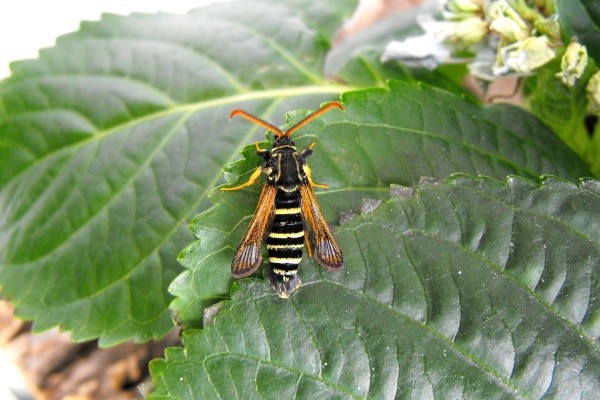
[274,207,301,215]
[269,231,304,239]
[269,257,302,264]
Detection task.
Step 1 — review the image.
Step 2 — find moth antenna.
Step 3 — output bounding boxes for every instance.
[230,109,285,137]
[284,101,344,137]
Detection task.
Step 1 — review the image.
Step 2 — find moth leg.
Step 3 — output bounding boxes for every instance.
[255,142,271,160]
[221,166,263,191]
[298,142,316,158]
[304,164,329,189]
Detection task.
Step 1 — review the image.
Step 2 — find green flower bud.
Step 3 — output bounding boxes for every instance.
[556,42,588,87]
[534,16,560,41]
[442,0,484,20]
[487,0,529,42]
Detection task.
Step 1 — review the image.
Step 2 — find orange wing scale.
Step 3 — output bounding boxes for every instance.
[231,183,277,277]
[300,183,344,271]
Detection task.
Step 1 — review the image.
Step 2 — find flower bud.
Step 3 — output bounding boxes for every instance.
[446,17,489,46]
[534,16,560,41]
[587,71,600,114]
[441,0,484,20]
[487,0,529,42]
[556,42,588,87]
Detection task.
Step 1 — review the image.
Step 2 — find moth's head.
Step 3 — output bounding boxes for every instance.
[273,134,294,148]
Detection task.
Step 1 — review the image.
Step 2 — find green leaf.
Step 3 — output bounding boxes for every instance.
[0,0,594,350]
[556,0,600,64]
[171,80,590,328]
[151,176,600,399]
[0,0,360,346]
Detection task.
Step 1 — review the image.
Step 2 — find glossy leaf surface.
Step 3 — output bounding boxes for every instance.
[171,81,590,328]
[152,176,600,399]
[0,0,358,346]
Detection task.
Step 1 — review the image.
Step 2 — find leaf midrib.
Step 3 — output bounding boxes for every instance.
[199,351,362,399]
[2,84,351,190]
[3,87,354,310]
[455,186,599,345]
[218,279,529,399]
[210,194,599,397]
[345,196,599,352]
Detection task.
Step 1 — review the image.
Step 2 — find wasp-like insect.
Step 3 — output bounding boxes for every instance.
[222,102,344,298]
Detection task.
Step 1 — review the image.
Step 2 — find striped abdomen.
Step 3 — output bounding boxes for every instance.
[266,189,303,297]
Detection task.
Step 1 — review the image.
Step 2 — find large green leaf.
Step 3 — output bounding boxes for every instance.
[151,176,600,399]
[0,0,360,346]
[171,80,590,328]
[0,0,593,351]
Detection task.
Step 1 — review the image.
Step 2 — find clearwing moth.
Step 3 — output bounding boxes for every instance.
[222,102,344,298]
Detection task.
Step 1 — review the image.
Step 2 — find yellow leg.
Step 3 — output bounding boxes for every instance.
[221,166,263,191]
[304,165,329,189]
[255,142,266,153]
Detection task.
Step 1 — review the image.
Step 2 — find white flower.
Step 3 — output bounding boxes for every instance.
[381,33,453,69]
[381,13,487,69]
[493,36,555,75]
[487,0,529,42]
[587,71,600,114]
[556,42,588,87]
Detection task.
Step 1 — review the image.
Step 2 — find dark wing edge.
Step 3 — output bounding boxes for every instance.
[300,183,344,271]
[231,184,277,278]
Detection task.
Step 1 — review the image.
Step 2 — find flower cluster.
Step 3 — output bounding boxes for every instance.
[382,0,600,112]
